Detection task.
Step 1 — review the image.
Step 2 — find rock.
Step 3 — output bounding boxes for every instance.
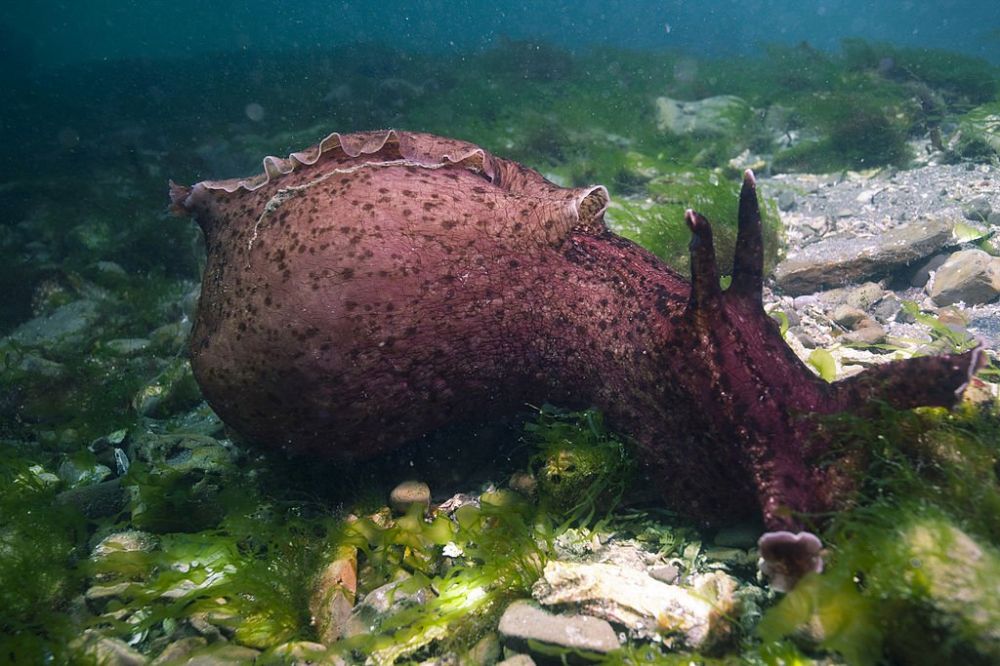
[911,253,951,288]
[58,457,112,488]
[832,305,868,329]
[5,299,102,355]
[649,563,682,584]
[497,655,536,666]
[71,630,147,665]
[888,518,1000,663]
[774,218,954,295]
[105,338,151,356]
[389,480,431,514]
[344,576,432,639]
[845,282,884,310]
[531,560,739,649]
[962,195,993,222]
[132,358,202,418]
[498,599,619,655]
[151,637,208,665]
[842,320,887,347]
[463,632,501,666]
[928,249,1000,305]
[654,95,751,137]
[56,478,127,519]
[872,294,903,324]
[310,545,358,644]
[179,644,261,665]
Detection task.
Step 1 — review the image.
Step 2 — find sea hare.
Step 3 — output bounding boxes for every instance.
[170,130,981,589]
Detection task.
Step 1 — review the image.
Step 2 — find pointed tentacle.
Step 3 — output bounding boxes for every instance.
[685,209,722,312]
[728,169,764,305]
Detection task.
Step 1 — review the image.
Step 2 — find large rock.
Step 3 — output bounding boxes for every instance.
[928,249,1000,306]
[774,218,954,295]
[498,599,619,655]
[531,560,739,650]
[4,299,102,355]
[655,95,751,136]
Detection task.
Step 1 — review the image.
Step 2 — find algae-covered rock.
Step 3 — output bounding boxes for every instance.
[655,95,752,137]
[887,519,1000,664]
[760,512,1000,666]
[958,103,1000,157]
[309,545,358,644]
[132,358,202,418]
[5,299,104,356]
[526,408,633,518]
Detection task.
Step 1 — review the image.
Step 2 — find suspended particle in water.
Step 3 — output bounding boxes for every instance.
[245,102,265,122]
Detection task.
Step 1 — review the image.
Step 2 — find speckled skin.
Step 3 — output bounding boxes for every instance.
[171,130,980,561]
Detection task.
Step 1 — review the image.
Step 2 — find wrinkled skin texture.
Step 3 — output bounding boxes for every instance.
[171,130,981,588]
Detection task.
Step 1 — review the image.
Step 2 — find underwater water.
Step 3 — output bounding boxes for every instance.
[2,1,1000,664]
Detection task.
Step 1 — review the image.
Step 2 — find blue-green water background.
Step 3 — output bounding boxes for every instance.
[9,1,1000,66]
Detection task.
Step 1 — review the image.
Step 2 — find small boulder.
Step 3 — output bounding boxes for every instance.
[498,599,619,655]
[928,249,1000,306]
[775,218,954,295]
[532,560,740,649]
[655,95,751,137]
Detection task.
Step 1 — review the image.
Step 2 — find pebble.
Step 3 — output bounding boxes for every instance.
[845,282,884,310]
[962,195,992,222]
[508,470,538,497]
[389,479,432,514]
[832,305,868,329]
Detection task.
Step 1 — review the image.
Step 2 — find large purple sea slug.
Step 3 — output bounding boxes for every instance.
[170,130,982,589]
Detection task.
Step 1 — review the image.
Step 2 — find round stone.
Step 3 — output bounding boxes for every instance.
[389,480,431,514]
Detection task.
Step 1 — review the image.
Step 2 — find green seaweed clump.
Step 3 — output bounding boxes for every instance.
[774,91,913,171]
[608,168,783,278]
[842,39,998,106]
[0,451,87,663]
[526,406,635,520]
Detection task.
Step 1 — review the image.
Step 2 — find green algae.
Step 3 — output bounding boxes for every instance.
[0,451,87,663]
[755,403,1000,664]
[608,168,783,278]
[525,406,635,521]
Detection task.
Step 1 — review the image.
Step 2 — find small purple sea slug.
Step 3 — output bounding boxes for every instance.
[170,130,982,589]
